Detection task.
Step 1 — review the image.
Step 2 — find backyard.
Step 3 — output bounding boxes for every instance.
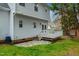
[0,38,79,56]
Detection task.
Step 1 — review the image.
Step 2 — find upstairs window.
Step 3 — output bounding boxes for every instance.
[34,3,38,12]
[45,9,47,12]
[19,20,23,28]
[19,3,25,6]
[33,22,36,28]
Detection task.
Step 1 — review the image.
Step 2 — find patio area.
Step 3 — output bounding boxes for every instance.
[15,40,51,47]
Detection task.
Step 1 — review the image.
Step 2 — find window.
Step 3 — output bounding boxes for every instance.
[19,3,25,6]
[19,20,23,28]
[42,25,47,30]
[34,3,38,12]
[33,22,36,28]
[42,25,44,30]
[40,23,41,25]
[45,9,47,12]
[45,25,47,30]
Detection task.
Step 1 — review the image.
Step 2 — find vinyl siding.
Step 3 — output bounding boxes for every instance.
[14,14,48,39]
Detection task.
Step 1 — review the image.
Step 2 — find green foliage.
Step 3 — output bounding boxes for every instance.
[49,3,79,35]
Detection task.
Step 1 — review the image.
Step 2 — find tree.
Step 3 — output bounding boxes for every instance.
[49,3,79,36]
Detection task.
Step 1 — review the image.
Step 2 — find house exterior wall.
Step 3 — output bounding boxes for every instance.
[0,10,10,39]
[76,29,79,38]
[53,19,62,31]
[14,14,48,40]
[16,3,50,21]
[0,3,50,41]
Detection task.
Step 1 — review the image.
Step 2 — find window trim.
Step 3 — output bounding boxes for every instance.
[33,22,36,28]
[34,3,38,12]
[42,24,44,30]
[19,20,23,28]
[42,24,47,30]
[45,25,47,30]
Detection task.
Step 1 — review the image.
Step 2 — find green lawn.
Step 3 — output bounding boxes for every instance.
[0,38,79,56]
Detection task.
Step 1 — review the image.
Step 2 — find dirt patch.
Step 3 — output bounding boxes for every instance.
[64,46,79,56]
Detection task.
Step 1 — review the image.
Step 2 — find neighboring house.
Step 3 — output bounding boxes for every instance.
[53,18,62,31]
[46,11,63,38]
[69,14,79,38]
[49,13,62,32]
[0,3,50,43]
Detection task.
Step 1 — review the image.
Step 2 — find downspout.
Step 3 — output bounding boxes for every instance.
[10,10,14,40]
[8,3,16,40]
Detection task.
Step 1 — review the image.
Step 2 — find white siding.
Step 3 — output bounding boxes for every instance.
[0,10,10,39]
[16,3,50,21]
[14,14,48,39]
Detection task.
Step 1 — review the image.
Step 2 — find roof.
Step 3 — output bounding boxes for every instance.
[0,3,9,8]
[40,3,50,7]
[0,3,10,11]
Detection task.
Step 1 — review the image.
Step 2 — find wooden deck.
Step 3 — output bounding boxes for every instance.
[37,31,63,39]
[42,31,62,38]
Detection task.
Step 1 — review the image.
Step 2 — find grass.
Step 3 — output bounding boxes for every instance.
[0,38,79,56]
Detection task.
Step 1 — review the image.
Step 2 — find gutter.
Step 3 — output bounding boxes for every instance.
[0,6,10,11]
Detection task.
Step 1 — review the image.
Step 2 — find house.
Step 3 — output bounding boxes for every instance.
[0,3,10,43]
[53,16,62,31]
[49,11,62,33]
[0,3,50,43]
[69,14,79,38]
